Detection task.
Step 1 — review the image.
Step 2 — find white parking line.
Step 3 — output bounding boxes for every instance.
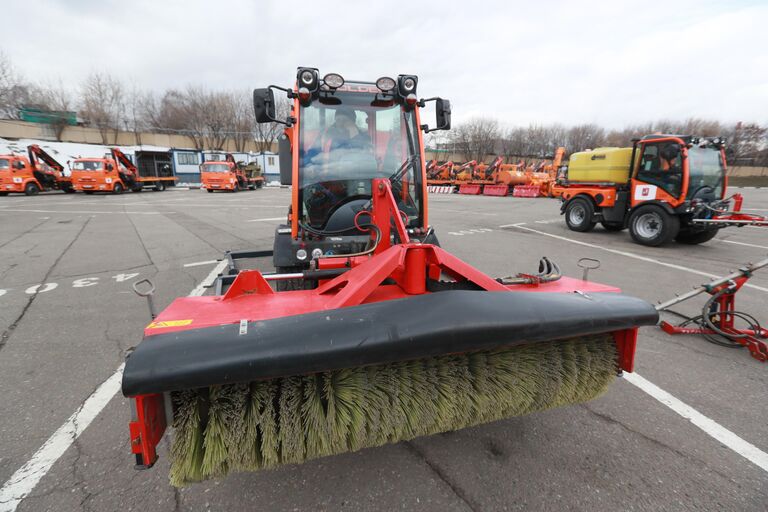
[0,259,229,512]
[246,217,285,222]
[624,373,768,473]
[718,239,768,250]
[502,223,768,294]
[0,209,173,215]
[183,259,219,268]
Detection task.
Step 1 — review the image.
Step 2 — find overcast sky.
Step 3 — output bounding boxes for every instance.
[1,0,766,128]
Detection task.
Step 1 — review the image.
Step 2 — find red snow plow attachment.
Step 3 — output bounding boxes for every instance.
[122,178,657,484]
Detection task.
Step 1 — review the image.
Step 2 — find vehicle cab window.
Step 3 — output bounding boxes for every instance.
[636,142,683,198]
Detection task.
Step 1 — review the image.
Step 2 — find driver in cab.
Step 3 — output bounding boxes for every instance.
[305,107,377,226]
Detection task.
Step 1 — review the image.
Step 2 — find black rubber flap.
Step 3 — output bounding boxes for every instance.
[122,291,658,396]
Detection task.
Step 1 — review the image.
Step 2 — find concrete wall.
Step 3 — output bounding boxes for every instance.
[0,119,272,153]
[728,166,768,177]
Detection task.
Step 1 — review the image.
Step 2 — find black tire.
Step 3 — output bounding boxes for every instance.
[0,192,8,196]
[564,198,596,232]
[24,182,40,196]
[113,182,124,195]
[154,182,166,192]
[628,204,680,246]
[207,189,214,193]
[675,228,718,245]
[63,186,75,194]
[232,184,239,193]
[600,221,625,231]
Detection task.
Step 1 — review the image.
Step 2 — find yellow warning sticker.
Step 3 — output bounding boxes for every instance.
[146,319,193,329]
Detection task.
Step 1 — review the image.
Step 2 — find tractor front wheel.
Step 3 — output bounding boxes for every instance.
[565,198,596,232]
[629,205,679,246]
[113,183,124,195]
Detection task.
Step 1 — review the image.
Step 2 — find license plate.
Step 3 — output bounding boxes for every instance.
[83,185,93,189]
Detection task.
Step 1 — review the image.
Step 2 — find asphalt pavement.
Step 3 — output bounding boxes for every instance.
[0,186,766,511]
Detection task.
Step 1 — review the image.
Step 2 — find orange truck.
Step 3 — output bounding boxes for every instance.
[200,154,264,192]
[0,144,74,196]
[555,135,764,246]
[71,148,175,194]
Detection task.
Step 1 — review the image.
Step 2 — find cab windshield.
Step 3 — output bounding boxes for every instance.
[0,158,9,169]
[203,163,231,173]
[687,146,725,199]
[298,88,422,229]
[73,160,104,171]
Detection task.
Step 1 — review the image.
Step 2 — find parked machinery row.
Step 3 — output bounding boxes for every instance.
[425,148,565,197]
[0,145,176,195]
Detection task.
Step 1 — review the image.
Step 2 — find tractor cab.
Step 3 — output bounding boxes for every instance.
[630,135,726,209]
[254,67,451,273]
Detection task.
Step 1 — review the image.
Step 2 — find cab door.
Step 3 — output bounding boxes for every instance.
[630,139,686,208]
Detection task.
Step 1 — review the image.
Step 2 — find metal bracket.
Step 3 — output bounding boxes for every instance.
[577,258,601,281]
[132,278,157,320]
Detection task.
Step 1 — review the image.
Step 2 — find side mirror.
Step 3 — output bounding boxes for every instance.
[253,88,276,123]
[278,134,292,185]
[419,97,451,133]
[15,161,25,170]
[106,163,114,171]
[435,98,451,131]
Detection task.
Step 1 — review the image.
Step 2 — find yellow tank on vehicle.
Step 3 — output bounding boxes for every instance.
[567,147,635,183]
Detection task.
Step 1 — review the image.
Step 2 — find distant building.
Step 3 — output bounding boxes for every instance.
[172,149,203,184]
[255,152,280,183]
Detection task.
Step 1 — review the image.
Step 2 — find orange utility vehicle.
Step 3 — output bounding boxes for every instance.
[0,144,74,195]
[426,160,455,185]
[556,135,765,246]
[71,148,175,194]
[200,154,264,192]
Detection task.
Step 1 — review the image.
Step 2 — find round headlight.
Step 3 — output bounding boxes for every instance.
[402,77,416,91]
[376,76,396,92]
[300,70,315,85]
[311,248,323,259]
[296,249,308,261]
[323,73,344,89]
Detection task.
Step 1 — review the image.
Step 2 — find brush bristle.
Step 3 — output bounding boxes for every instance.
[169,335,617,486]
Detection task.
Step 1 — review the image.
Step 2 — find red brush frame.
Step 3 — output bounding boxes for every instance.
[126,178,639,468]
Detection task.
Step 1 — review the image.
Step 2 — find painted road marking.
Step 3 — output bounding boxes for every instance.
[0,209,174,215]
[0,274,140,301]
[624,372,768,473]
[183,259,219,267]
[448,228,494,236]
[0,259,229,512]
[502,223,768,294]
[246,217,285,222]
[718,239,768,250]
[534,218,562,224]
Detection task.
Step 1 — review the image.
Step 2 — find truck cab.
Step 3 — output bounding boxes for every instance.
[558,135,729,246]
[201,155,242,192]
[253,68,451,277]
[71,149,138,194]
[0,145,73,196]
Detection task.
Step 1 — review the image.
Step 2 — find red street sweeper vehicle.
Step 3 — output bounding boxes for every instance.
[121,68,658,485]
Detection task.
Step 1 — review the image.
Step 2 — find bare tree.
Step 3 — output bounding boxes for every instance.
[0,51,30,119]
[80,72,125,144]
[566,124,606,152]
[253,96,290,153]
[27,81,74,141]
[230,91,254,152]
[450,117,499,162]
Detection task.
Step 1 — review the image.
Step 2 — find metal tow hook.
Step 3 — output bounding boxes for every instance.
[577,257,601,281]
[132,278,157,320]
